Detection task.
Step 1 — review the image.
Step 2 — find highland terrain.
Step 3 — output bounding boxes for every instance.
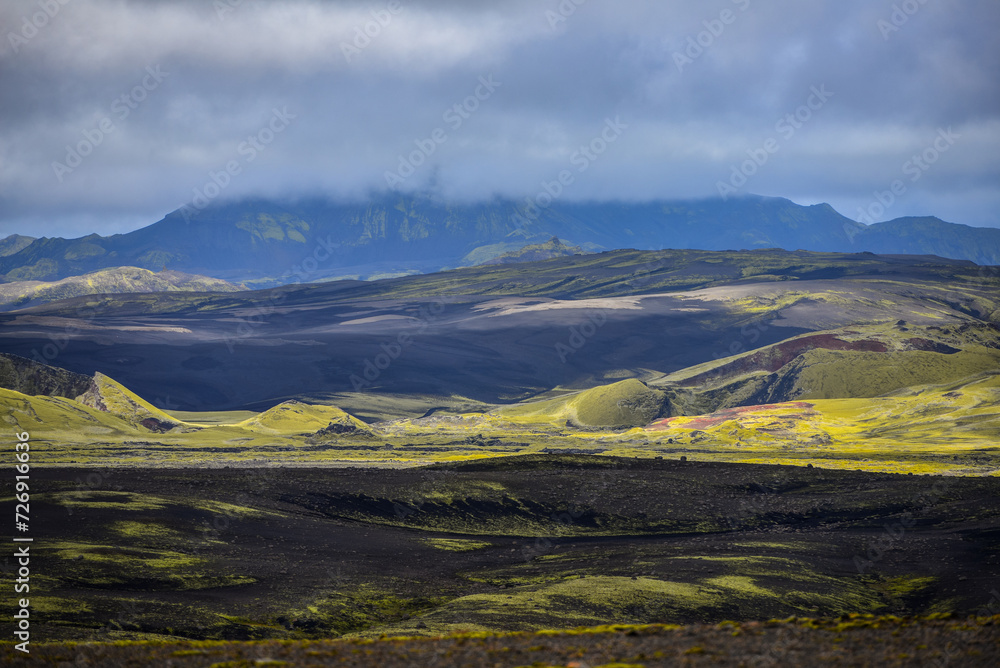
[2,241,999,665]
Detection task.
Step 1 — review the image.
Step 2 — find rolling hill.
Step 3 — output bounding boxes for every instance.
[471,237,586,266]
[0,248,996,416]
[3,246,996,475]
[0,266,246,311]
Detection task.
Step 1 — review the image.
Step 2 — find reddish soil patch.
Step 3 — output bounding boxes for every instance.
[140,417,178,432]
[648,401,815,431]
[680,334,888,387]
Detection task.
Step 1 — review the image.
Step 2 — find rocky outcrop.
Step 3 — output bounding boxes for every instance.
[75,372,179,432]
[0,353,93,399]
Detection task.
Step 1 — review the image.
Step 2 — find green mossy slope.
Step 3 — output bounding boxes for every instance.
[0,266,245,310]
[500,379,668,428]
[75,372,183,431]
[237,400,372,435]
[0,386,144,437]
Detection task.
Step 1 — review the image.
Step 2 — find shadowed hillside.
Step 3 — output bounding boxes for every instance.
[0,249,996,413]
[0,353,92,398]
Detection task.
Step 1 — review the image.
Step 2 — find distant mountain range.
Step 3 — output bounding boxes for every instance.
[2,194,998,286]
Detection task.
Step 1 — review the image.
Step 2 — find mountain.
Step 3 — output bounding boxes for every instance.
[0,234,35,257]
[2,194,998,285]
[849,216,1000,259]
[0,266,247,311]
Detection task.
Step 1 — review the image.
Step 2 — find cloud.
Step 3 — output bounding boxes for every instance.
[1,0,998,238]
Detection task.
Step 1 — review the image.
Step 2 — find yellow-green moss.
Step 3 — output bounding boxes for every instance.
[420,538,493,552]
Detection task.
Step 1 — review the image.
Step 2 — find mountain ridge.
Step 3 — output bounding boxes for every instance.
[3,194,998,286]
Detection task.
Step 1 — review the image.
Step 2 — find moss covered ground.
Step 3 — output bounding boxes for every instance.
[4,460,999,647]
[3,367,998,474]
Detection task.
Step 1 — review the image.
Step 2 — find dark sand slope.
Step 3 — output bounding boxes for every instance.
[0,249,996,413]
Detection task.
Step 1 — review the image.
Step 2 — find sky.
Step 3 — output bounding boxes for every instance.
[1,0,998,239]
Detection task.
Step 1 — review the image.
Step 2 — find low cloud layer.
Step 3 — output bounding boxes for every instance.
[1,0,998,238]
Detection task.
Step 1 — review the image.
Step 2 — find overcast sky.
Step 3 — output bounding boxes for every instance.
[1,0,998,239]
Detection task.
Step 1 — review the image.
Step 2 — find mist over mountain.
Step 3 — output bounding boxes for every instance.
[2,194,998,286]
